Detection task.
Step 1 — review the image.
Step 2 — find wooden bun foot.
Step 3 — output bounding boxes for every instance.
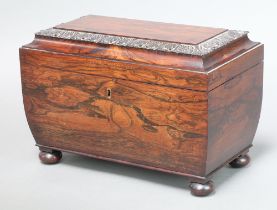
[189,181,214,196]
[229,154,250,168]
[39,150,62,164]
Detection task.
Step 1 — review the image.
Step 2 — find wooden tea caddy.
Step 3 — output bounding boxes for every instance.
[20,15,263,196]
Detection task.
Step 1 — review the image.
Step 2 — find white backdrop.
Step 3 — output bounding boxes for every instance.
[0,0,276,209]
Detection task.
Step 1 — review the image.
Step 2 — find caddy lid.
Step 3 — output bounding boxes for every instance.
[21,15,263,91]
[36,15,248,57]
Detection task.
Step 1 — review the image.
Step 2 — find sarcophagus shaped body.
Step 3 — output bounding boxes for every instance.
[20,15,263,196]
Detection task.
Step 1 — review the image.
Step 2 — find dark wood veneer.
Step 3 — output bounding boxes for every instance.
[21,63,207,176]
[207,63,263,174]
[56,15,226,44]
[20,15,264,196]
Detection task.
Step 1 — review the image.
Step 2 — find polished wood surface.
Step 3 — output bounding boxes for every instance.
[21,58,208,176]
[56,15,226,44]
[39,150,62,164]
[206,63,263,174]
[20,41,261,92]
[229,154,250,168]
[20,48,208,91]
[189,181,214,196]
[208,44,264,90]
[25,36,258,73]
[20,45,263,177]
[20,16,264,195]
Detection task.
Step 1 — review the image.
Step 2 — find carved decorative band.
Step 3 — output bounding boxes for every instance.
[36,28,248,56]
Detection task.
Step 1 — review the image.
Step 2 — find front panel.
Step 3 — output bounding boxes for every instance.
[21,49,209,176]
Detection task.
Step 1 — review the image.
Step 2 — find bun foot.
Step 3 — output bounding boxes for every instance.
[39,150,62,164]
[229,154,250,168]
[189,181,214,196]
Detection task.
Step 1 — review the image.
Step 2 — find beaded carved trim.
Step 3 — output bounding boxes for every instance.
[36,28,248,56]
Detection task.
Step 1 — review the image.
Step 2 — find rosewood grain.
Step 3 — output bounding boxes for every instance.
[20,15,264,196]
[56,15,226,44]
[20,48,208,91]
[26,36,258,72]
[208,44,264,90]
[21,62,208,176]
[206,63,263,174]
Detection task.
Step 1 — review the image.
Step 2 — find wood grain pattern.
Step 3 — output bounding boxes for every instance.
[19,42,263,178]
[208,44,264,90]
[20,48,208,91]
[19,16,264,184]
[206,63,263,174]
[20,40,262,92]
[21,57,208,176]
[24,36,258,73]
[25,38,204,70]
[56,15,226,44]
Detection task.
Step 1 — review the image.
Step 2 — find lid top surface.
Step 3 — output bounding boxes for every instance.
[35,15,248,56]
[55,15,226,45]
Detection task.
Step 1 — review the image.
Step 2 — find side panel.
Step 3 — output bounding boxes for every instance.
[20,49,208,176]
[208,44,263,91]
[206,63,263,174]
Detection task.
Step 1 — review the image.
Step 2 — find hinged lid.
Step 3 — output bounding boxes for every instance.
[37,15,248,57]
[35,15,250,57]
[21,15,263,91]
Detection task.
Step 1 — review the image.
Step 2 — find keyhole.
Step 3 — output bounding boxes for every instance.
[107,88,112,99]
